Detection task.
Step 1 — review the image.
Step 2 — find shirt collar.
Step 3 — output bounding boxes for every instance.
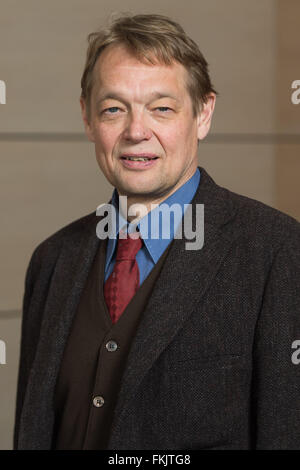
[105,167,200,268]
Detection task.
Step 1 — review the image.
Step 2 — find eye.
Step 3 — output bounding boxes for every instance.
[155,106,172,112]
[103,106,121,114]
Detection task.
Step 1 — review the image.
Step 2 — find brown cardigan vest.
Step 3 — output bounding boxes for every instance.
[52,236,173,449]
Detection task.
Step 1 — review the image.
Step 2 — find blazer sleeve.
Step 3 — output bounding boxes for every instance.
[252,226,300,449]
[13,247,42,449]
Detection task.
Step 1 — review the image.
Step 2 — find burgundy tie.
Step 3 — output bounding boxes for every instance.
[104,230,143,323]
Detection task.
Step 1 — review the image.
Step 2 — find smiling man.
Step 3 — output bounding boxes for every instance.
[80,40,215,211]
[14,13,300,450]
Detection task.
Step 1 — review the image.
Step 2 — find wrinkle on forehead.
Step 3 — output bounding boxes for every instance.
[92,44,188,103]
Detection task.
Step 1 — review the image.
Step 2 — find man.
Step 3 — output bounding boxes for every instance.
[14,13,300,450]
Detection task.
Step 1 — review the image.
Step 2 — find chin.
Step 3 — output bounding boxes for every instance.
[120,182,159,197]
[124,186,155,196]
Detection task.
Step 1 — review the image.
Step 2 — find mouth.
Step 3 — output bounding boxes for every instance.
[120,155,159,161]
[119,154,159,170]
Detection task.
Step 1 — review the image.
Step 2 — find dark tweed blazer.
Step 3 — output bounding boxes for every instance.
[14,166,300,450]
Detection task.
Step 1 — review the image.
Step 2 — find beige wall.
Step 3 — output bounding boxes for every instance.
[0,0,299,449]
[275,0,300,218]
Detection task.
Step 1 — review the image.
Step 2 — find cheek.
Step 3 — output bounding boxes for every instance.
[94,125,119,153]
[160,124,189,156]
[158,125,182,150]
[173,122,198,154]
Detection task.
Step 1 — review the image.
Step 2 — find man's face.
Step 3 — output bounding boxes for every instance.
[81,43,215,201]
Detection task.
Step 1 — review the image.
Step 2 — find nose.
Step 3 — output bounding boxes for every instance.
[122,110,152,142]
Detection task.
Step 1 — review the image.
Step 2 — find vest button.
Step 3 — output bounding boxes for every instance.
[93,396,105,408]
[106,340,118,352]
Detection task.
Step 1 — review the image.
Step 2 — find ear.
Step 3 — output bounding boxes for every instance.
[196,93,216,140]
[80,97,95,142]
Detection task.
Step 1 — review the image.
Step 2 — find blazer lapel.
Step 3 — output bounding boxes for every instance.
[108,167,239,447]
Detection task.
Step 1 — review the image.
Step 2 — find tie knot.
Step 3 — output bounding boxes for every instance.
[116,232,143,261]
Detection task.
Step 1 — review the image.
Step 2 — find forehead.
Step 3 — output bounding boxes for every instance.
[92,43,188,99]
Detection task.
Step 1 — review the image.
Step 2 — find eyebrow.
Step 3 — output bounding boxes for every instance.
[96,91,179,107]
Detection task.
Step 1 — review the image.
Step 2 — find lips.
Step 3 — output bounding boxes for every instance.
[119,153,159,170]
[120,154,159,161]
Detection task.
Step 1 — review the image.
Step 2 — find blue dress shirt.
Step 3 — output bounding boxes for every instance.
[104,167,201,286]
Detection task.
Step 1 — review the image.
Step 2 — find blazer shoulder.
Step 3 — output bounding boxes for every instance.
[29,210,97,268]
[218,184,300,250]
[199,168,300,246]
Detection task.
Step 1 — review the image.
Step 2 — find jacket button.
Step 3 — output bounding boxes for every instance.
[93,396,105,408]
[106,340,118,352]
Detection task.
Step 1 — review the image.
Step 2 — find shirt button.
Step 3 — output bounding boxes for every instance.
[106,340,118,352]
[93,396,105,408]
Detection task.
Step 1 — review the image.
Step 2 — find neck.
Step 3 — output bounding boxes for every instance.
[118,166,197,223]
